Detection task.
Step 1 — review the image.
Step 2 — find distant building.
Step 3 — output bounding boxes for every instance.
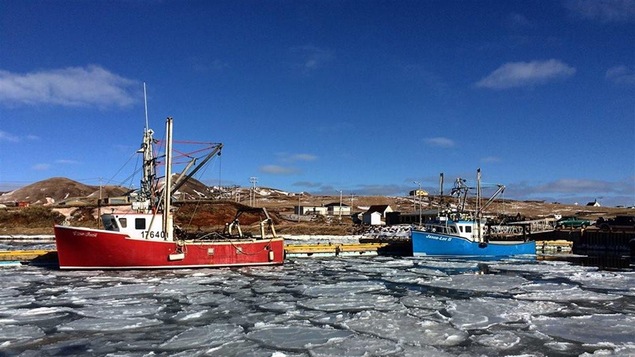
[386,209,439,225]
[586,199,601,207]
[409,189,429,197]
[362,205,393,225]
[294,205,328,215]
[324,202,350,216]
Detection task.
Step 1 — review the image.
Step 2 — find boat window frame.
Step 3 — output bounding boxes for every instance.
[135,218,146,230]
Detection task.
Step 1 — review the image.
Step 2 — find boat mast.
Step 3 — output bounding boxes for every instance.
[163,117,174,239]
[476,168,482,242]
[438,173,444,217]
[138,83,156,211]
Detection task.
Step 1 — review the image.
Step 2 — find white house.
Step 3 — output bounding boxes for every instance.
[295,205,328,215]
[325,202,351,216]
[362,205,393,225]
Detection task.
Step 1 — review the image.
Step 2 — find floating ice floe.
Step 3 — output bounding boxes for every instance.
[159,323,244,351]
[0,324,45,344]
[566,270,635,295]
[3,306,74,324]
[532,314,635,345]
[514,286,622,302]
[423,273,529,293]
[246,325,354,352]
[343,311,468,347]
[445,297,563,330]
[78,301,163,319]
[0,295,35,310]
[301,281,386,297]
[204,339,280,357]
[298,293,402,313]
[400,295,446,310]
[309,334,402,356]
[59,283,160,301]
[57,317,163,332]
[470,331,521,350]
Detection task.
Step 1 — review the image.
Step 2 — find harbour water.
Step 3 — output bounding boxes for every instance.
[1,239,634,356]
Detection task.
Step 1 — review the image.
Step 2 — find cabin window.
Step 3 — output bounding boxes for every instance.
[119,218,127,228]
[108,218,119,231]
[135,218,146,230]
[465,226,472,233]
[102,217,119,231]
[459,226,464,233]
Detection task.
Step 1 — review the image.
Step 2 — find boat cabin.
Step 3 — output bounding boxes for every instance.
[101,213,171,240]
[422,219,485,241]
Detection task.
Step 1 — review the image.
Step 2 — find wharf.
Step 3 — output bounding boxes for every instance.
[0,249,58,266]
[284,242,409,257]
[1,240,572,265]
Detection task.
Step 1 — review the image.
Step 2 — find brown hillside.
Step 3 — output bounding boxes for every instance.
[0,177,127,206]
[1,177,632,236]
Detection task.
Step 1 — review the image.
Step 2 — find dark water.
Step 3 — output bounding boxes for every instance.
[1,250,634,357]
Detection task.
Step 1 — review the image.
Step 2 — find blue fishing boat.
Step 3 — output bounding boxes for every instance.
[411,170,536,257]
[411,220,536,256]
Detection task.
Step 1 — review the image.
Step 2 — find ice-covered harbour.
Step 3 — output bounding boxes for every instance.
[1,242,635,356]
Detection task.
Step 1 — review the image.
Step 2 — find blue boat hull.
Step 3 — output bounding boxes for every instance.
[411,230,536,257]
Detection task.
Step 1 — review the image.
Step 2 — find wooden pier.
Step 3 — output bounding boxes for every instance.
[0,249,58,266]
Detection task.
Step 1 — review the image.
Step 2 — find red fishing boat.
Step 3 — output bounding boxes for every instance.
[54,115,284,269]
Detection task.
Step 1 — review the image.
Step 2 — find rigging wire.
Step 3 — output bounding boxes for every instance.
[105,150,143,190]
[182,147,220,231]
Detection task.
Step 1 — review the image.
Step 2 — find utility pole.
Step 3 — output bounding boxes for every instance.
[414,181,422,226]
[249,176,258,207]
[338,190,343,221]
[98,177,102,227]
[297,192,302,222]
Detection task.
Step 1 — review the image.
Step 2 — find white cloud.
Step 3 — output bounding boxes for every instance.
[504,12,534,29]
[565,0,635,23]
[276,152,318,162]
[55,159,79,165]
[260,165,299,175]
[0,65,138,108]
[535,178,614,193]
[32,163,51,171]
[476,59,576,89]
[291,153,317,161]
[424,137,455,148]
[290,45,334,72]
[0,130,19,142]
[606,65,635,85]
[190,57,230,73]
[481,156,502,163]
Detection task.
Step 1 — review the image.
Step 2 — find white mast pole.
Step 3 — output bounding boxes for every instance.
[143,83,149,131]
[163,117,174,240]
[476,168,482,242]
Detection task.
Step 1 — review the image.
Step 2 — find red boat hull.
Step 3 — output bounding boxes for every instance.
[54,225,285,269]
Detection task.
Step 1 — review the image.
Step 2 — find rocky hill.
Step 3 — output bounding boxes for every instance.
[0,176,230,206]
[0,177,129,206]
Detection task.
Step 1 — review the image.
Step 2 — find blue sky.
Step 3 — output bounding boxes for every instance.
[1,0,634,206]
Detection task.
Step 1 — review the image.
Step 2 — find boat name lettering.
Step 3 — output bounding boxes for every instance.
[142,230,166,239]
[425,234,452,242]
[72,231,98,238]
